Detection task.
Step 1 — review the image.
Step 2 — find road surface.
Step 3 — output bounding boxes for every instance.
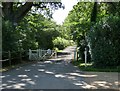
[1,46,119,90]
[1,46,84,89]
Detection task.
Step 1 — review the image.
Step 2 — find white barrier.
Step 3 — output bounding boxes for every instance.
[29,49,57,61]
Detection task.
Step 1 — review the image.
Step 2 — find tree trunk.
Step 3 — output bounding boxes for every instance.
[90,2,98,23]
[14,2,33,23]
[2,2,33,23]
[2,2,14,21]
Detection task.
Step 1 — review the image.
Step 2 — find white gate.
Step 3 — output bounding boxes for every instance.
[29,49,57,61]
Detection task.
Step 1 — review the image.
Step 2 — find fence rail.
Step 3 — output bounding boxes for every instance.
[0,49,57,67]
[1,50,28,67]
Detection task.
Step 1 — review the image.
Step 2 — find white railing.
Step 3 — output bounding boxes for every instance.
[29,49,57,61]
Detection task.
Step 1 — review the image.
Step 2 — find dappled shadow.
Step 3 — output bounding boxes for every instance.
[1,46,119,89]
[57,52,71,55]
[1,61,80,89]
[1,61,119,89]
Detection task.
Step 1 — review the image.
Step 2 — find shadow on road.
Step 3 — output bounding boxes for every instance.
[1,46,119,90]
[1,61,119,90]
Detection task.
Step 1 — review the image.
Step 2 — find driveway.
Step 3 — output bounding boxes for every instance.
[1,46,119,90]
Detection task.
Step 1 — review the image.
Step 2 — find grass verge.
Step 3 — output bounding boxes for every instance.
[71,61,120,72]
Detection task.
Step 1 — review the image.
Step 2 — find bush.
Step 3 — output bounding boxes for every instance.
[53,37,70,50]
[78,45,91,63]
[2,20,19,52]
[88,15,120,68]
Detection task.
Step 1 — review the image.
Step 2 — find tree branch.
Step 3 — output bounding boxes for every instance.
[14,2,33,23]
[90,2,98,23]
[2,2,13,20]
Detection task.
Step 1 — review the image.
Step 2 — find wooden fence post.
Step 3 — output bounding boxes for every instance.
[74,47,77,61]
[55,51,57,58]
[37,49,39,61]
[20,50,22,63]
[39,49,42,60]
[8,51,11,67]
[29,49,31,60]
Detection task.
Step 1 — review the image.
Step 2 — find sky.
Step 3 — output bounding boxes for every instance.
[52,0,78,25]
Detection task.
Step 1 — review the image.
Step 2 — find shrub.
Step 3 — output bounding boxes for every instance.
[78,45,91,63]
[53,37,70,50]
[88,15,120,68]
[2,20,19,52]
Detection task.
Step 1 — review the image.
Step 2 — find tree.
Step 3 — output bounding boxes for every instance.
[63,2,120,66]
[63,2,93,61]
[2,2,64,23]
[90,2,97,22]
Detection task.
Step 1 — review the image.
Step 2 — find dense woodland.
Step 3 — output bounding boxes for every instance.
[1,2,120,69]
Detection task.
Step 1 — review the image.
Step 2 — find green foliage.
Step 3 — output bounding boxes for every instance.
[16,13,60,50]
[2,20,20,52]
[53,37,70,50]
[63,2,93,62]
[71,61,119,72]
[88,15,120,68]
[64,2,120,68]
[3,10,72,52]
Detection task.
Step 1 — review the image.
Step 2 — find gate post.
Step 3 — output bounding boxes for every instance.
[8,51,11,66]
[37,49,39,61]
[29,49,31,60]
[39,49,42,60]
[84,48,87,67]
[55,51,57,58]
[74,47,77,61]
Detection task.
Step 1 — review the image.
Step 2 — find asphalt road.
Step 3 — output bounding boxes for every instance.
[1,46,119,90]
[1,46,85,89]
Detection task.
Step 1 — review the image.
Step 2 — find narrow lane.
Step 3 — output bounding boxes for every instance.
[1,46,119,90]
[1,46,85,89]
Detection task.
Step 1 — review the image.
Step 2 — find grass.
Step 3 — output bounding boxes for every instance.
[71,61,120,72]
[57,50,63,52]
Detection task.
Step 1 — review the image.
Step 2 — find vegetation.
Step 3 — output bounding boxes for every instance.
[2,2,64,23]
[1,2,120,71]
[88,15,120,68]
[71,61,120,72]
[2,2,73,68]
[63,2,120,70]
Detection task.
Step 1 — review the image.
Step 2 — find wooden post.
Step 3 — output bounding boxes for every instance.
[39,49,42,60]
[55,51,57,58]
[74,47,77,61]
[85,48,87,67]
[20,50,22,63]
[29,49,31,60]
[77,48,79,61]
[37,49,38,61]
[8,51,11,67]
[76,48,78,61]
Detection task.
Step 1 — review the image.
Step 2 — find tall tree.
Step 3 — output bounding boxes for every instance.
[90,2,97,22]
[2,2,64,23]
